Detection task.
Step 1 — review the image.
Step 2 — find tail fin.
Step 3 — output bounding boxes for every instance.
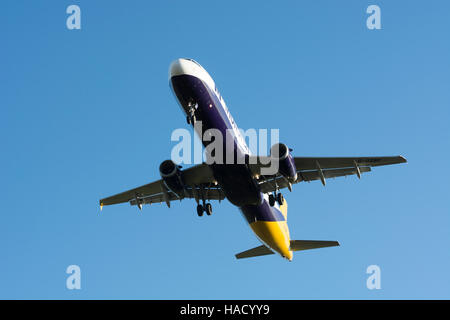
[290,240,340,251]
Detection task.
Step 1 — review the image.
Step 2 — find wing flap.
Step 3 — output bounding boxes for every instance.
[295,156,406,170]
[129,186,225,206]
[258,167,371,193]
[300,166,371,182]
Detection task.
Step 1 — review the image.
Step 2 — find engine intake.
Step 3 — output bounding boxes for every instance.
[270,143,297,183]
[159,160,184,194]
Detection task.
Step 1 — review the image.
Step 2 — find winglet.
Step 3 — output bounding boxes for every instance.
[100,202,103,211]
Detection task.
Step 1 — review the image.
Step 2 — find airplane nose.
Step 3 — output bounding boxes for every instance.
[168,58,214,87]
[169,58,199,80]
[169,58,184,81]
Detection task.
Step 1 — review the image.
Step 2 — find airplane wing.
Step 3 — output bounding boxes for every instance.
[254,156,406,193]
[99,163,223,209]
[293,156,407,170]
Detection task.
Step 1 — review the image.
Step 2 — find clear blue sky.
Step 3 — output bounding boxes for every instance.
[1,1,449,299]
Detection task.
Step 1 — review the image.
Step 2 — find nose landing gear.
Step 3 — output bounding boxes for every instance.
[186,101,198,125]
[186,114,196,125]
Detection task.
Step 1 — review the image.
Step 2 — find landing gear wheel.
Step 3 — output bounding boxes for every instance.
[205,203,212,216]
[196,204,204,217]
[269,194,275,207]
[186,114,196,125]
[276,193,284,205]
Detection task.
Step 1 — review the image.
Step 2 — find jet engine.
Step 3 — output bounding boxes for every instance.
[159,160,185,194]
[270,143,297,183]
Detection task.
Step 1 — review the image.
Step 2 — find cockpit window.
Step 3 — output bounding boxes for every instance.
[185,58,200,66]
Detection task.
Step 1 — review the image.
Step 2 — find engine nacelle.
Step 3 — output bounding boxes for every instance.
[270,143,297,183]
[159,160,184,194]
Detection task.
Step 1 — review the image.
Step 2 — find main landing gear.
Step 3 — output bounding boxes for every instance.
[269,192,284,207]
[196,203,213,217]
[194,183,213,217]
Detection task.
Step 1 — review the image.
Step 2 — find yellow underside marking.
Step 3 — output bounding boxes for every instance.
[279,199,288,219]
[250,221,291,259]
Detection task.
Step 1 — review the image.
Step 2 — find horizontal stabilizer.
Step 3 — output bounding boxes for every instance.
[235,245,274,259]
[235,241,339,260]
[290,240,339,251]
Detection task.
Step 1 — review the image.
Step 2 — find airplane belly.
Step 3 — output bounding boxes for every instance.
[211,164,261,206]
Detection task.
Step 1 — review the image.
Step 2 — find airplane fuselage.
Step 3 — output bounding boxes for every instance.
[169,58,292,260]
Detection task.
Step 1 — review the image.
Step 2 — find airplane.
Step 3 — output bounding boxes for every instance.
[99,58,407,261]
